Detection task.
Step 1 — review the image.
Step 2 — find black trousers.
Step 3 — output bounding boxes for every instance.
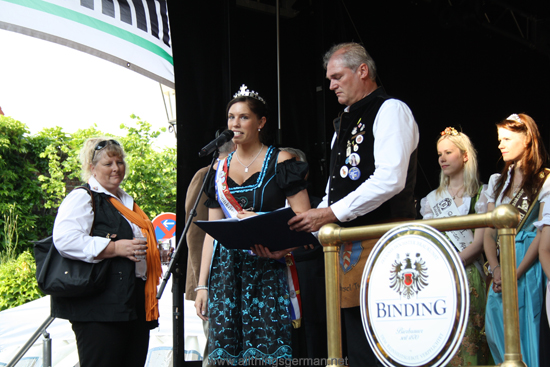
[71,279,152,367]
[342,306,381,367]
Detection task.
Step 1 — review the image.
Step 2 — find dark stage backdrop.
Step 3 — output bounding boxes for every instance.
[169,1,550,365]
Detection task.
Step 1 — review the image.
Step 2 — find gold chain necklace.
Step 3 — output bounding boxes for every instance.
[235,144,264,173]
[448,185,464,200]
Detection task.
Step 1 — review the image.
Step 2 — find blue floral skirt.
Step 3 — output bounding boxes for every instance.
[207,242,292,365]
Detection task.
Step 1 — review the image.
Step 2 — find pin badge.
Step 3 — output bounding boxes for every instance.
[349,167,361,180]
[340,166,349,178]
[349,153,360,167]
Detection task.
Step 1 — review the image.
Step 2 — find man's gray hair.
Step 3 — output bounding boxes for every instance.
[323,42,377,81]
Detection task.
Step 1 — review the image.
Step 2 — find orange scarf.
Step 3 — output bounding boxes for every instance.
[108,197,162,322]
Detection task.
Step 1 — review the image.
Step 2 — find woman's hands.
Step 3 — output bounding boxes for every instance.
[492,266,502,293]
[96,237,148,261]
[250,244,298,260]
[195,290,209,321]
[237,210,298,259]
[115,238,148,262]
[236,209,258,219]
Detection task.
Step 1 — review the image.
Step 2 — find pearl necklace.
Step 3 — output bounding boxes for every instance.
[235,144,264,173]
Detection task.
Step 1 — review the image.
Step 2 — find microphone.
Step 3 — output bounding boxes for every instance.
[198,130,234,157]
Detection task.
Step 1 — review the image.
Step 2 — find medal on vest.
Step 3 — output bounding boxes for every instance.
[340,166,349,178]
[349,153,360,167]
[349,167,361,180]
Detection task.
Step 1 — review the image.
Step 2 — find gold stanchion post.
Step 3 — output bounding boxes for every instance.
[319,224,343,367]
[494,205,525,367]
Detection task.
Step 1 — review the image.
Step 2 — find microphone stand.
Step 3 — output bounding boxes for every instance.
[157,148,219,299]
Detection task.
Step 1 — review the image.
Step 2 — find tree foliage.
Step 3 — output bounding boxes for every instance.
[0,117,52,251]
[119,116,177,217]
[0,114,177,256]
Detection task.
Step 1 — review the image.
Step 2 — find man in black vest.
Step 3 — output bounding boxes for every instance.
[289,42,419,366]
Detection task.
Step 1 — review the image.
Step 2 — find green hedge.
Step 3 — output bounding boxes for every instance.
[0,251,43,311]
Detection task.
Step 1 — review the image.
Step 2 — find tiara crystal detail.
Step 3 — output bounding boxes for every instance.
[440,127,459,136]
[233,84,266,104]
[507,114,522,123]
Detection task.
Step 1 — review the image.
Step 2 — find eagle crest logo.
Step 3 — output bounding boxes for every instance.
[389,253,429,299]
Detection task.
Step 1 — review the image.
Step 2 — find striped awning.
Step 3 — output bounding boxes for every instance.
[0,0,174,87]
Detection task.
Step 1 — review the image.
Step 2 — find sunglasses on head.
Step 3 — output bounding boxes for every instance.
[92,139,120,161]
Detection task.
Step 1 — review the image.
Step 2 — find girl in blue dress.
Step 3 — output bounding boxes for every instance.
[484,113,550,367]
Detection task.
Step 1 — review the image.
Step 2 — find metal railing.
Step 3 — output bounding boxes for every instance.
[319,204,526,367]
[7,316,54,367]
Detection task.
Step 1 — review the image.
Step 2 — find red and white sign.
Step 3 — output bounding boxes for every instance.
[152,212,176,242]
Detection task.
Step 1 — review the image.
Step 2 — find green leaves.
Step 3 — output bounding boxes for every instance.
[119,116,176,218]
[0,251,44,311]
[0,117,48,250]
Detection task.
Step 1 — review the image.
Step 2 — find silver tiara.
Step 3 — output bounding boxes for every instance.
[233,84,266,104]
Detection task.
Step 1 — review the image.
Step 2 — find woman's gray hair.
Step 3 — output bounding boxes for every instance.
[79,137,126,182]
[323,42,377,81]
[279,147,307,163]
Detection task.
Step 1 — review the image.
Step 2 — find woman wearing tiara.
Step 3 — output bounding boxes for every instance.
[194,85,311,364]
[419,127,491,366]
[484,113,550,367]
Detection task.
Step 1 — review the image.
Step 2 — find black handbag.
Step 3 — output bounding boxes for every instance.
[34,186,111,297]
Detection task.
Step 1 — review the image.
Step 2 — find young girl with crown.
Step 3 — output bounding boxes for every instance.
[419,127,491,366]
[484,113,550,367]
[194,85,311,365]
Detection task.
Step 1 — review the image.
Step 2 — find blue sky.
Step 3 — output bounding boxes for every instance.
[0,29,176,148]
